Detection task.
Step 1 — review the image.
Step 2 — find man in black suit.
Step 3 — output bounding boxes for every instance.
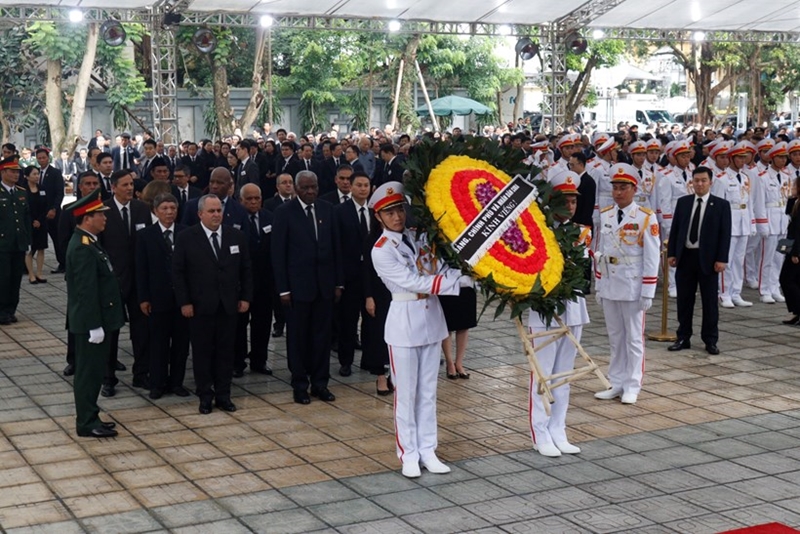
[275,141,302,179]
[35,148,66,272]
[138,139,158,183]
[99,169,153,396]
[234,183,274,377]
[234,140,260,198]
[94,152,115,202]
[667,166,732,355]
[111,132,140,175]
[181,168,248,231]
[171,164,202,223]
[181,142,209,190]
[173,194,253,414]
[333,172,373,376]
[264,173,294,212]
[568,152,597,229]
[60,172,102,376]
[272,170,343,404]
[319,164,353,205]
[319,143,344,194]
[374,143,405,188]
[136,193,190,400]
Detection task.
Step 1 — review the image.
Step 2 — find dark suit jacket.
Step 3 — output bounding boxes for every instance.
[172,185,202,223]
[98,198,152,298]
[57,209,77,265]
[236,158,261,194]
[181,196,249,232]
[39,165,65,212]
[181,155,209,189]
[374,156,405,187]
[136,223,186,313]
[575,171,597,228]
[275,155,302,179]
[334,200,373,284]
[319,190,349,205]
[112,146,140,174]
[245,209,275,294]
[667,193,732,275]
[271,198,342,302]
[172,224,254,316]
[264,195,292,212]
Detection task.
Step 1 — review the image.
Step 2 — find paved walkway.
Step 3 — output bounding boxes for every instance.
[2,254,800,533]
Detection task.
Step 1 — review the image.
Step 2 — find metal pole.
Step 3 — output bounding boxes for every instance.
[391,59,405,131]
[647,244,677,342]
[414,60,439,132]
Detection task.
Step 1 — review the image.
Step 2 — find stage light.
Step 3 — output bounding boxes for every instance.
[193,28,217,54]
[514,38,539,61]
[565,32,587,54]
[592,29,605,40]
[388,20,401,32]
[68,9,83,23]
[693,31,706,42]
[162,12,182,27]
[100,20,127,47]
[498,25,512,36]
[260,15,274,28]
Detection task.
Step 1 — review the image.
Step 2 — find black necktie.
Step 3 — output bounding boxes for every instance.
[306,205,316,240]
[682,170,687,182]
[796,169,799,179]
[181,189,187,205]
[104,176,111,192]
[305,160,310,171]
[40,168,46,185]
[123,150,128,169]
[164,229,173,250]
[359,206,368,235]
[250,214,260,244]
[334,158,339,166]
[211,231,221,258]
[617,209,624,224]
[341,195,349,204]
[402,234,415,254]
[689,198,702,243]
[638,169,643,182]
[122,206,130,235]
[284,197,290,203]
[736,172,742,184]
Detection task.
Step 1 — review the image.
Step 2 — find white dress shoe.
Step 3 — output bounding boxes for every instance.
[747,281,759,290]
[773,293,786,303]
[720,298,735,308]
[534,442,562,457]
[420,456,451,474]
[594,388,622,400]
[760,295,776,304]
[402,462,421,478]
[732,297,753,307]
[554,441,581,454]
[668,289,677,298]
[621,392,638,404]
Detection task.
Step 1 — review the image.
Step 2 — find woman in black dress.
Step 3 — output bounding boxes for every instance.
[361,221,394,395]
[24,166,48,284]
[439,284,477,379]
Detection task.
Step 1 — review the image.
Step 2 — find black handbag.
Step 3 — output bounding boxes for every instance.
[777,238,795,255]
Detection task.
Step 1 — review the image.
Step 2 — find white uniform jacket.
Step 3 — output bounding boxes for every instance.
[594,203,660,301]
[655,164,694,234]
[711,167,755,237]
[372,229,462,348]
[753,166,791,236]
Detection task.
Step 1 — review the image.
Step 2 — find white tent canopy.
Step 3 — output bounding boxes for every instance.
[3,0,800,34]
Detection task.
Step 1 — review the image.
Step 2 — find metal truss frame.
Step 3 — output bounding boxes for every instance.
[149,1,189,143]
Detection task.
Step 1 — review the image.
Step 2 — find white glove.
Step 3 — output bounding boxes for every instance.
[639,297,653,311]
[88,327,105,344]
[595,293,603,306]
[458,275,474,288]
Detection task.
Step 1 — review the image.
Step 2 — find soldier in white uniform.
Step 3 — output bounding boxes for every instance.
[628,140,657,211]
[752,142,791,303]
[594,163,660,405]
[713,142,756,308]
[656,141,695,298]
[787,140,800,184]
[593,137,618,229]
[745,139,772,288]
[528,170,589,457]
[369,181,472,478]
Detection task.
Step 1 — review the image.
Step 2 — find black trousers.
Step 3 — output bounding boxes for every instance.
[66,331,75,366]
[780,256,800,315]
[105,290,149,385]
[676,248,719,345]
[338,280,367,367]
[0,250,24,318]
[47,213,64,267]
[271,290,285,329]
[235,287,273,370]
[190,306,237,403]
[286,296,333,392]
[149,309,190,392]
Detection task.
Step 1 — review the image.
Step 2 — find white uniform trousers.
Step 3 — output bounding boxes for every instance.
[602,299,645,395]
[389,343,440,466]
[759,235,780,296]
[668,265,677,294]
[745,235,763,288]
[719,235,748,301]
[528,325,581,447]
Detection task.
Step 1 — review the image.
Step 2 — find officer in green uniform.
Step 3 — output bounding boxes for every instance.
[65,188,124,438]
[0,156,31,325]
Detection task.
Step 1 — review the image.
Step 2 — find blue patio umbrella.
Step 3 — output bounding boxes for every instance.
[415,95,492,116]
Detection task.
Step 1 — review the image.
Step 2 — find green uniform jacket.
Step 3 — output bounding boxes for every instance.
[0,184,31,252]
[66,228,124,334]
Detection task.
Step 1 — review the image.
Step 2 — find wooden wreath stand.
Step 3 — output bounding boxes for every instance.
[515,316,611,416]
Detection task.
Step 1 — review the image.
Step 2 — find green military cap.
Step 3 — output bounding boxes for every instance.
[0,155,20,171]
[65,187,110,217]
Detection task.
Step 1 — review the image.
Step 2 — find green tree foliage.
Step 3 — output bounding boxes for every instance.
[564,38,626,123]
[0,27,43,141]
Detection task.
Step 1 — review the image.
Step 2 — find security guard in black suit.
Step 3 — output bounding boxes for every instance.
[65,188,124,438]
[0,156,30,325]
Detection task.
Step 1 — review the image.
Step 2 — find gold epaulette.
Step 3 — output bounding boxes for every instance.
[639,206,654,215]
[601,205,614,213]
[81,235,92,245]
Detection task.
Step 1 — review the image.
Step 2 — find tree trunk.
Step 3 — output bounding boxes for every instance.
[367,50,374,130]
[65,22,98,155]
[0,103,10,143]
[396,34,421,132]
[44,58,65,152]
[512,54,522,123]
[564,53,599,127]
[267,29,274,125]
[212,60,236,137]
[238,26,267,136]
[695,42,715,126]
